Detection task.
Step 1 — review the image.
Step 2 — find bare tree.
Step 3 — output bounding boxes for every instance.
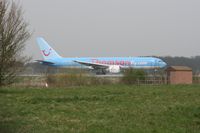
[0,0,30,86]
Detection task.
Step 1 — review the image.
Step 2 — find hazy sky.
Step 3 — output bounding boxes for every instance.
[19,0,200,60]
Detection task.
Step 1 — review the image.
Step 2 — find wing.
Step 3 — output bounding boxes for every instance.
[35,60,55,65]
[74,60,109,69]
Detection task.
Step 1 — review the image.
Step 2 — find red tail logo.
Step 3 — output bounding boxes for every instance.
[42,48,51,56]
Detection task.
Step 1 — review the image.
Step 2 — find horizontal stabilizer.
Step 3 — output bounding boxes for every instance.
[35,60,54,65]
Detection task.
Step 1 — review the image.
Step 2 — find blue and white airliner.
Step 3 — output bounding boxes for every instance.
[36,37,167,74]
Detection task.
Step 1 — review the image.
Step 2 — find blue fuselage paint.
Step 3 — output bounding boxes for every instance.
[43,57,167,69]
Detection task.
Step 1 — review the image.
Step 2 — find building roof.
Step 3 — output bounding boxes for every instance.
[166,66,192,71]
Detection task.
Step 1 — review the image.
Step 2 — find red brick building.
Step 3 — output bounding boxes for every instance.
[166,66,192,84]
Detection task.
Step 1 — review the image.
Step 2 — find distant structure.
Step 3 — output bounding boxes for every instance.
[166,66,192,84]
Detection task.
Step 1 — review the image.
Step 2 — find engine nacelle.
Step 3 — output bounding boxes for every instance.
[106,65,121,73]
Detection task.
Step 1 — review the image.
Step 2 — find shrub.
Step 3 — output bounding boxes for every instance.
[121,68,146,85]
[46,73,113,87]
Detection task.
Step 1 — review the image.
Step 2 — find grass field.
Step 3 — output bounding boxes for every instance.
[0,85,200,133]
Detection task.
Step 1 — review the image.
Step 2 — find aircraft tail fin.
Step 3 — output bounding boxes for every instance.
[36,37,62,60]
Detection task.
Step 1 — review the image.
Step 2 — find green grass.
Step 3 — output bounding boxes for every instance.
[0,85,200,133]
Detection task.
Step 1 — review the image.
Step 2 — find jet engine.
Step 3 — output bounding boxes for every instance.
[106,65,121,73]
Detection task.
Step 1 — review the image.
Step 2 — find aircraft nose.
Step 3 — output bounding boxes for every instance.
[161,61,167,68]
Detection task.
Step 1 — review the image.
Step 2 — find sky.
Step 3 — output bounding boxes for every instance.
[18,0,200,60]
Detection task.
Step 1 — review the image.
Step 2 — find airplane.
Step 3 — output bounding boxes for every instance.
[36,37,167,74]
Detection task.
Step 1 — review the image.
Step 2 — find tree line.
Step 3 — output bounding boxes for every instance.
[160,56,200,74]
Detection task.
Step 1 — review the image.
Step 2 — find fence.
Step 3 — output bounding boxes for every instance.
[193,76,200,84]
[11,74,200,87]
[129,76,168,85]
